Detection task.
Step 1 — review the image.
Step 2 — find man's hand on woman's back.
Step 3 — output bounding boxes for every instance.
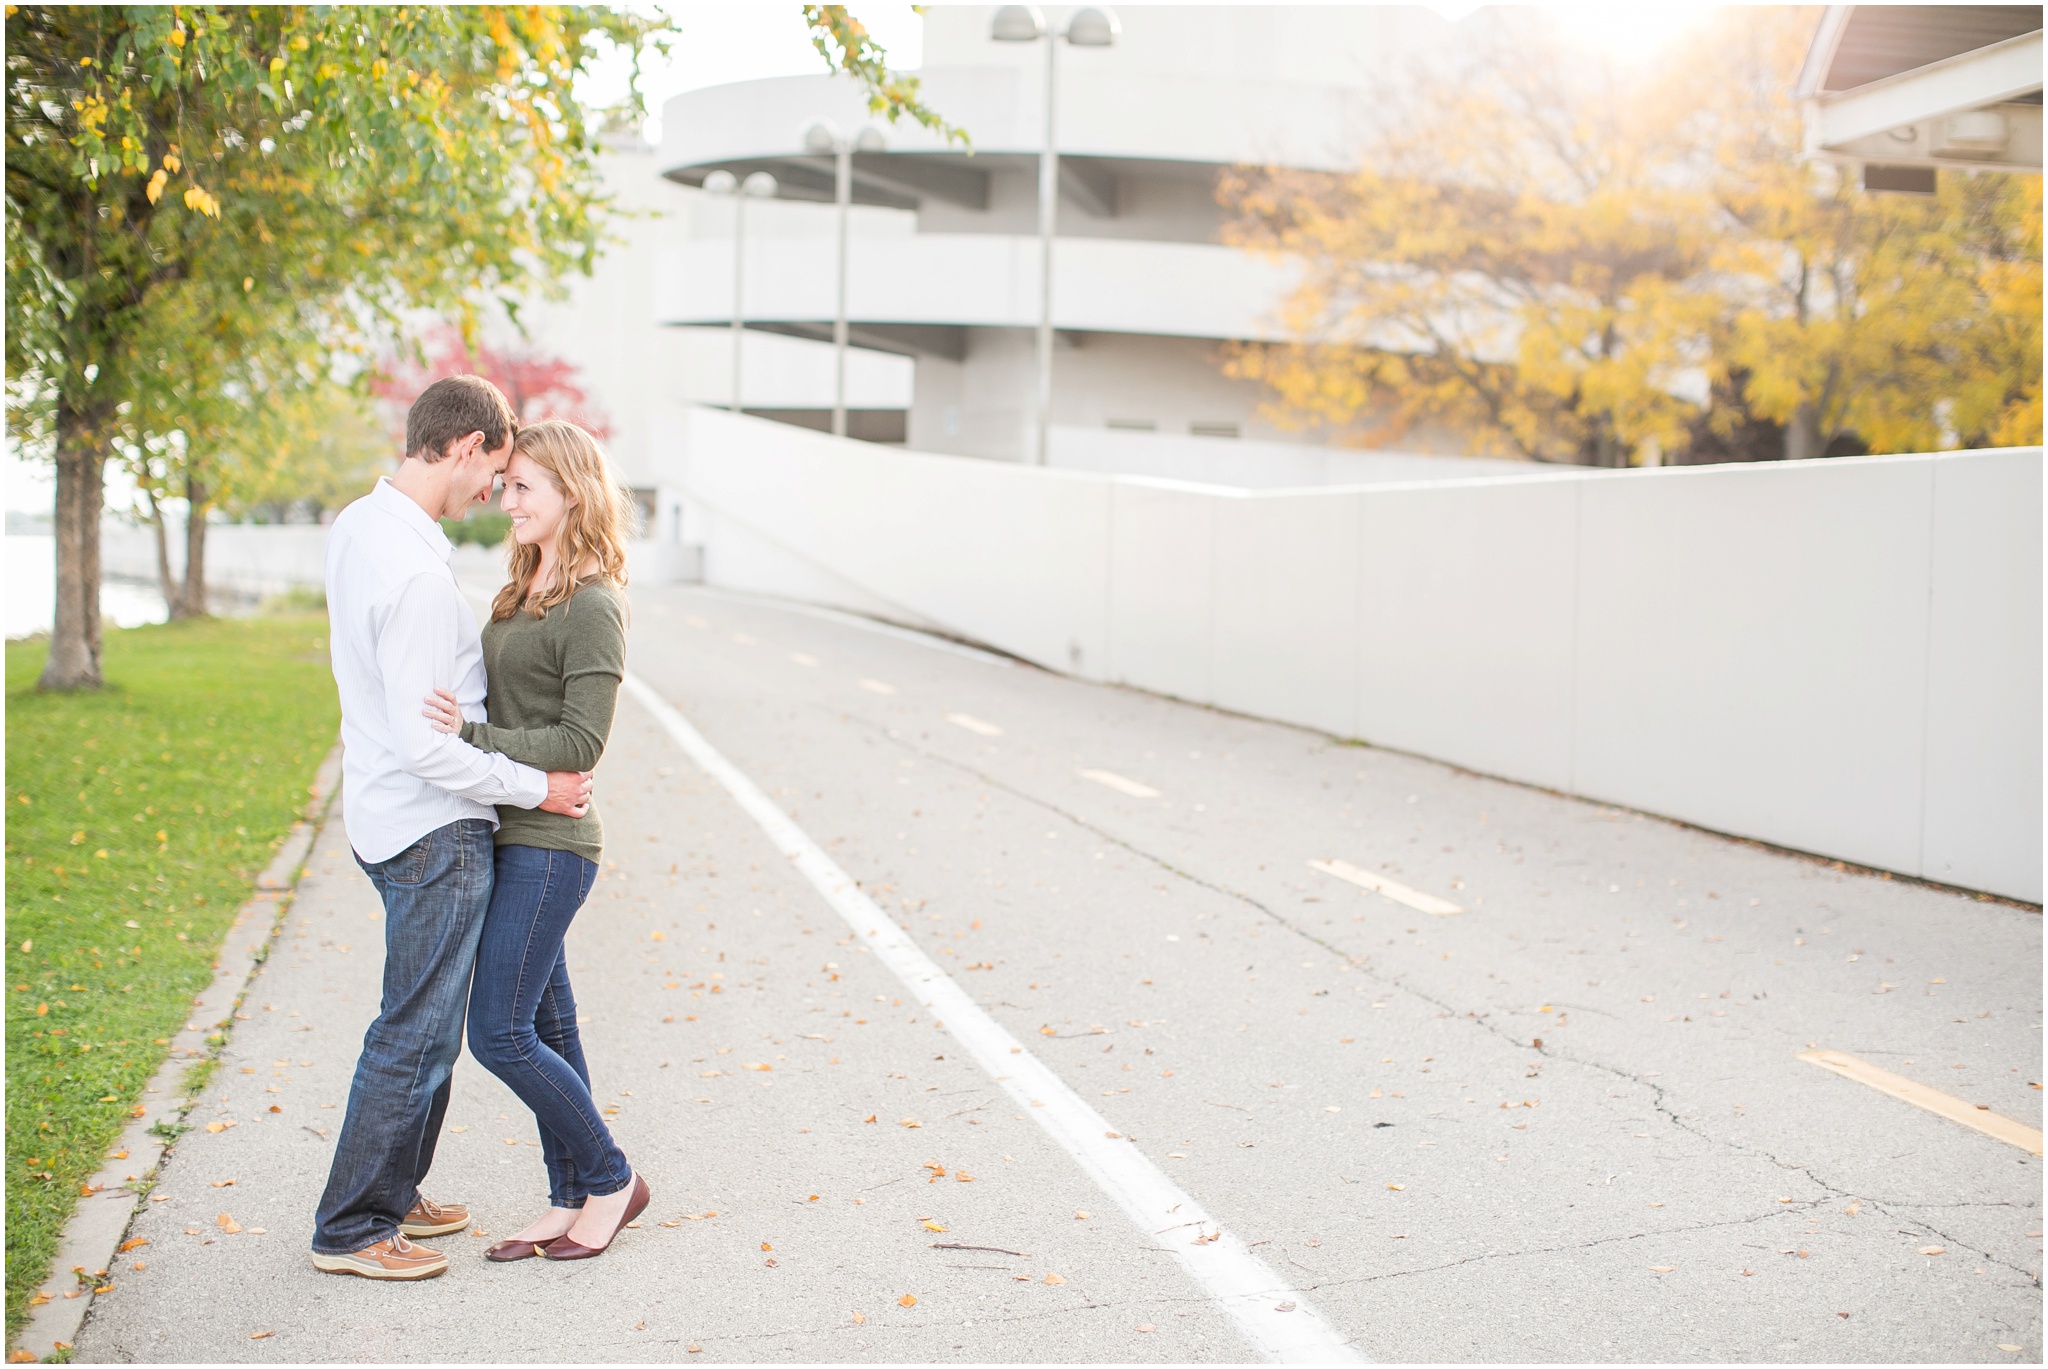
[541,770,594,818]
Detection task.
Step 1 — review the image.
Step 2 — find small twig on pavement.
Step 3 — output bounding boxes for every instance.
[931,1242,1030,1256]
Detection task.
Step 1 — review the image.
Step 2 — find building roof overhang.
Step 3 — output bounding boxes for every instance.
[1798,5,2043,175]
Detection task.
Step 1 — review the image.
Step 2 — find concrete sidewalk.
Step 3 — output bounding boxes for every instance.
[73,585,2042,1362]
[74,695,1254,1363]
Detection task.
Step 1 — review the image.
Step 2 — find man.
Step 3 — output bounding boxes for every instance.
[311,375,592,1280]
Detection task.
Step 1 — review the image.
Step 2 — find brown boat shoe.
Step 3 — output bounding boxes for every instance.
[310,1232,448,1281]
[400,1195,471,1238]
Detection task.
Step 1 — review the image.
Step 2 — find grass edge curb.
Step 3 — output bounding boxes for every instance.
[9,739,345,1364]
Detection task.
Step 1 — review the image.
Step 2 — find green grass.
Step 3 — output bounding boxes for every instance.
[5,615,339,1336]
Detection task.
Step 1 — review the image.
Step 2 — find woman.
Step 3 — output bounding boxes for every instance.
[420,418,647,1262]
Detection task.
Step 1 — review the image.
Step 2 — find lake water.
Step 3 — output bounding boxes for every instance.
[6,535,170,640]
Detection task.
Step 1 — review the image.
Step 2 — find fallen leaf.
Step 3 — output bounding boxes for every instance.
[899,1118,922,1129]
[449,1126,468,1133]
[217,1213,242,1234]
[1275,1302,1297,1312]
[1997,1344,2023,1353]
[1387,1183,1404,1191]
[205,1122,226,1133]
[1649,1265,1675,1273]
[212,1179,235,1188]
[249,1331,272,1341]
[1919,1246,1945,1256]
[118,1238,148,1253]
[1740,1269,1754,1276]
[1837,1312,1851,1319]
[863,1114,877,1124]
[922,1220,948,1233]
[761,1242,773,1252]
[898,1293,917,1307]
[686,1345,702,1354]
[956,1171,975,1183]
[659,1220,681,1228]
[1044,1272,1067,1285]
[1135,1323,1156,1333]
[1075,1210,1091,1220]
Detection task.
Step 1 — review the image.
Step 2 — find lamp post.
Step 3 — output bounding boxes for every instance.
[992,5,1119,466]
[801,119,887,437]
[701,169,779,414]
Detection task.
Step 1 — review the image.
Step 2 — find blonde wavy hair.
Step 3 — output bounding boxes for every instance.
[489,419,634,622]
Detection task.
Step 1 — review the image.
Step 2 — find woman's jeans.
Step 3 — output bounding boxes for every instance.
[467,844,631,1206]
[314,819,494,1255]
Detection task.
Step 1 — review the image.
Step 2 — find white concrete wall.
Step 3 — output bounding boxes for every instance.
[100,522,328,599]
[666,406,2042,902]
[1049,426,1545,486]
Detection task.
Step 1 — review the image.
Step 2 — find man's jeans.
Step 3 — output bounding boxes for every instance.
[311,818,493,1254]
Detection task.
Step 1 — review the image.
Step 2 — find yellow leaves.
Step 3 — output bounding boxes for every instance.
[898,1117,922,1129]
[1043,1272,1066,1285]
[897,1293,917,1307]
[167,25,186,47]
[217,1213,241,1234]
[162,153,180,174]
[921,1220,947,1233]
[182,185,220,219]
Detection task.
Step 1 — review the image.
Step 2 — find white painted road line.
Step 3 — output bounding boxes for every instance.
[858,678,899,695]
[622,673,1363,1365]
[1799,1049,2045,1155]
[1309,858,1465,916]
[1079,768,1162,799]
[945,712,1004,737]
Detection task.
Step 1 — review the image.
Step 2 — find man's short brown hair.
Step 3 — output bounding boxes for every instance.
[406,375,518,462]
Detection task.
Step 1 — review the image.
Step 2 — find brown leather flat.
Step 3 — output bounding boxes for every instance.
[484,1238,550,1262]
[541,1174,650,1262]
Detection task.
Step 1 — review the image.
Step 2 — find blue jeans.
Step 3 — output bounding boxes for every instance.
[312,818,494,1254]
[467,844,631,1206]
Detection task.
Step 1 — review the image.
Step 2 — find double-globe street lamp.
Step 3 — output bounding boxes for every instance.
[700,169,779,415]
[992,4,1120,466]
[800,119,887,438]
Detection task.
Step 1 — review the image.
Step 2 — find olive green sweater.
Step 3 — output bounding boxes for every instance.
[459,579,626,864]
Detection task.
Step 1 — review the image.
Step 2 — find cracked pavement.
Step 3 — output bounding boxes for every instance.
[77,584,2040,1362]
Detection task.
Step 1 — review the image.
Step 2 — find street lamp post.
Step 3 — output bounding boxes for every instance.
[701,169,779,414]
[802,119,886,438]
[992,5,1119,466]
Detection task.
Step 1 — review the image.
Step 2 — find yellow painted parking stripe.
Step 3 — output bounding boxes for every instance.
[1308,858,1465,916]
[1079,768,1161,799]
[1798,1049,2044,1155]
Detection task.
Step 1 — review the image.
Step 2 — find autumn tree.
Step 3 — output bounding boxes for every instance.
[374,326,612,439]
[1222,8,2042,466]
[7,5,948,689]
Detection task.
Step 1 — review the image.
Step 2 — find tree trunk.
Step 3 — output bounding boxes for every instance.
[1783,402,1822,461]
[181,469,211,619]
[38,399,106,690]
[142,486,182,614]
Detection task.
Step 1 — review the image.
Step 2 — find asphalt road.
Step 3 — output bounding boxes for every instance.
[78,583,2041,1362]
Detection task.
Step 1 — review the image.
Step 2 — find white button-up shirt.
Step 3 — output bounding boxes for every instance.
[325,477,546,862]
